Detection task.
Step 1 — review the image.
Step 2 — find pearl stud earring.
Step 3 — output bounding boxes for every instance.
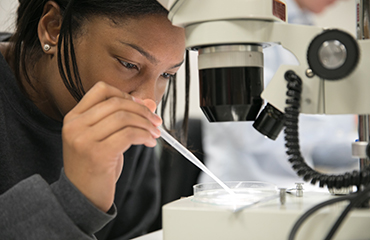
[43,44,51,51]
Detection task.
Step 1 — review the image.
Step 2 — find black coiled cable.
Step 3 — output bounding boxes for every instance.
[283,70,370,190]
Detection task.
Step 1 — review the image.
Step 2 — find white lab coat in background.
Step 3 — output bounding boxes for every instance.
[198,0,359,188]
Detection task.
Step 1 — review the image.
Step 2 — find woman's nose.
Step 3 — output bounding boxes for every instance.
[130,86,157,108]
[130,74,166,110]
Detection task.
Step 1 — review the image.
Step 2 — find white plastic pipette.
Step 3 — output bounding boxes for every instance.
[159,126,235,195]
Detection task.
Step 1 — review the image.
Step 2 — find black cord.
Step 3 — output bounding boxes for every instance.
[288,194,353,240]
[324,185,370,239]
[288,186,370,240]
[284,70,370,240]
[283,70,370,189]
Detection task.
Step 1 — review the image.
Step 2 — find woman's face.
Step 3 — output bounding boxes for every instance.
[50,13,185,118]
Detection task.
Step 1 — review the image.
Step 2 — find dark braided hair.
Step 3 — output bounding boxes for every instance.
[7,0,189,139]
[9,0,167,99]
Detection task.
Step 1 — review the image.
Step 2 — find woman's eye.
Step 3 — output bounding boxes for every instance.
[120,60,138,70]
[161,72,175,79]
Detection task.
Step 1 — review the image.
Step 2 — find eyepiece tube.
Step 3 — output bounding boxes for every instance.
[253,103,285,140]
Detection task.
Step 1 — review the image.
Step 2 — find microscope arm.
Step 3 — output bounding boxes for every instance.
[157,0,370,116]
[263,31,370,116]
[157,0,370,189]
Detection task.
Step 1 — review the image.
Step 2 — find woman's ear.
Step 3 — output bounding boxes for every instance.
[37,1,62,55]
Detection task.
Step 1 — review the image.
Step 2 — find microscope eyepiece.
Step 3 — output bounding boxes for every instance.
[253,103,285,140]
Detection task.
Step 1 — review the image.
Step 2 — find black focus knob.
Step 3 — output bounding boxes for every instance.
[307,29,359,80]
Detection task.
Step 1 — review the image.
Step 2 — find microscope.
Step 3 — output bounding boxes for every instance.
[156,0,370,239]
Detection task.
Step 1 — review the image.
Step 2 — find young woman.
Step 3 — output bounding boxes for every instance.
[0,0,185,239]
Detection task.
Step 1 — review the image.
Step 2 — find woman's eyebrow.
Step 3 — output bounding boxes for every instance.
[119,41,158,64]
[119,40,184,69]
[169,59,184,69]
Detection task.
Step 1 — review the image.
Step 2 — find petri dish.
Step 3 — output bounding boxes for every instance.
[193,181,279,210]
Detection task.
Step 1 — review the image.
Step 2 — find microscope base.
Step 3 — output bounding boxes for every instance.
[162,191,370,240]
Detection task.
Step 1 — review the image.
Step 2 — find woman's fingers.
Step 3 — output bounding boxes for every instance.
[65,83,161,128]
[70,81,128,114]
[63,81,162,146]
[76,96,161,128]
[142,99,157,113]
[62,81,162,212]
[101,126,158,152]
[86,110,160,142]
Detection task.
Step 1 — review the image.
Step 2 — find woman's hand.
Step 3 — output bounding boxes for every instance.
[62,81,162,212]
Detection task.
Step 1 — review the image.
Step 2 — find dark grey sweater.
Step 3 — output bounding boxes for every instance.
[0,52,160,239]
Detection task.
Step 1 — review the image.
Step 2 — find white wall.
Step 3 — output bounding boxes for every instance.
[314,0,356,36]
[0,0,18,32]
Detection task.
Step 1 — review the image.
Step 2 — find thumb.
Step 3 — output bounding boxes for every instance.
[142,99,157,113]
